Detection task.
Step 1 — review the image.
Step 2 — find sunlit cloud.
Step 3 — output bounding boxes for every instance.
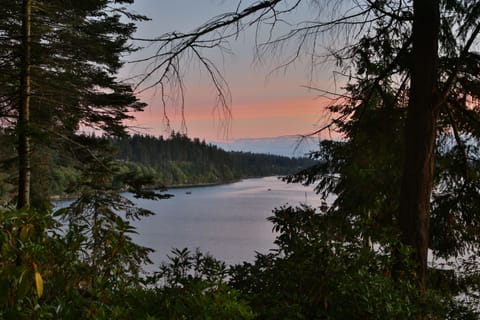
[127,93,333,141]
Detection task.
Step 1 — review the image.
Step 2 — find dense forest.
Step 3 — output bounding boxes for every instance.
[111,133,316,186]
[1,0,480,319]
[44,133,315,198]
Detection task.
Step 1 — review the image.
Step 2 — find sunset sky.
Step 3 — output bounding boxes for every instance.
[120,0,336,142]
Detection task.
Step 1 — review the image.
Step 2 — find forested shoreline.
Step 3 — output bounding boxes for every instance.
[45,133,316,198]
[113,133,316,183]
[2,0,480,318]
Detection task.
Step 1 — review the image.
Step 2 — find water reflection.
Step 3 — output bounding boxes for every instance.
[130,176,321,267]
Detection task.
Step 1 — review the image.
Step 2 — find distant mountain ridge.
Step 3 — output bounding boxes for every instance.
[214,136,321,157]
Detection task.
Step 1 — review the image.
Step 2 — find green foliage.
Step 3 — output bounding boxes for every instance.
[0,154,161,319]
[278,1,480,311]
[3,0,480,318]
[0,132,315,200]
[0,134,255,319]
[119,248,255,320]
[0,207,60,319]
[230,205,424,320]
[0,134,16,201]
[0,200,476,319]
[282,86,480,315]
[0,209,254,320]
[50,165,82,197]
[0,0,148,206]
[111,133,316,187]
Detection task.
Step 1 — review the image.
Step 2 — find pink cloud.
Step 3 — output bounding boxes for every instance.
[127,94,335,141]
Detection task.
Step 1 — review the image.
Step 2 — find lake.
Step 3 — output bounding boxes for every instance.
[127,176,322,268]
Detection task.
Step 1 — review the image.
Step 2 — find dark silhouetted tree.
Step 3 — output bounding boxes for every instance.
[0,0,148,207]
[133,0,480,309]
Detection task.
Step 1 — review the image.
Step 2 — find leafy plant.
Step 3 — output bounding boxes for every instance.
[117,248,255,320]
[229,205,448,319]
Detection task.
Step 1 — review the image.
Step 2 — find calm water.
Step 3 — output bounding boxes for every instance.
[128,176,321,267]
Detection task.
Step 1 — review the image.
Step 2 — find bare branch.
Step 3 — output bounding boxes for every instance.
[129,0,413,137]
[365,0,412,21]
[130,1,305,134]
[436,22,480,110]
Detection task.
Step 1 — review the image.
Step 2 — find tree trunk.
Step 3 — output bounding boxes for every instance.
[17,0,32,209]
[399,0,440,294]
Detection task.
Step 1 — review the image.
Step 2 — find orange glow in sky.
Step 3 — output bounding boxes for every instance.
[128,92,333,142]
[123,0,337,142]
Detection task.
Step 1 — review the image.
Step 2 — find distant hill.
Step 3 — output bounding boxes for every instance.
[45,133,317,197]
[214,136,321,157]
[111,133,317,187]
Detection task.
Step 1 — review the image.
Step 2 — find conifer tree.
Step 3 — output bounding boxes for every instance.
[0,0,148,207]
[136,0,480,309]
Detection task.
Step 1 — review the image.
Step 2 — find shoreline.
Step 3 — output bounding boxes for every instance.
[166,179,242,189]
[51,177,280,201]
[163,175,282,190]
[50,177,253,201]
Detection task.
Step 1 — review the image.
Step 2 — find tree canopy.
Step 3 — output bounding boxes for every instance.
[0,0,148,208]
[134,0,480,315]
[1,0,480,318]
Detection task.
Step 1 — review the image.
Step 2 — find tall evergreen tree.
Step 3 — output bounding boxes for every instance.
[17,0,32,208]
[0,0,148,207]
[134,0,480,306]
